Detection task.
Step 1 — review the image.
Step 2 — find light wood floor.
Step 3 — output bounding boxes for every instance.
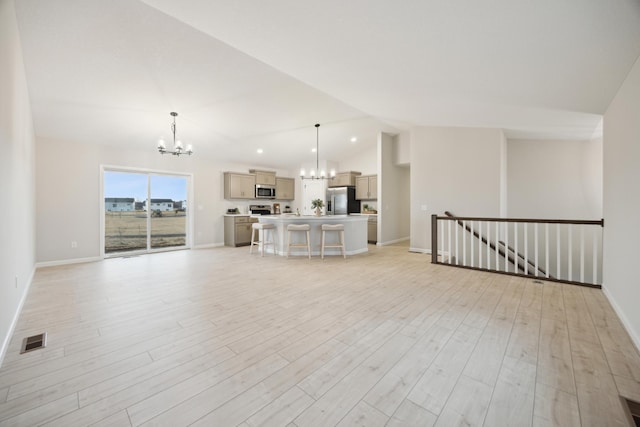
[1,245,640,426]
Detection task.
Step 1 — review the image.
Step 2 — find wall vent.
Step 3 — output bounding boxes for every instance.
[20,332,47,354]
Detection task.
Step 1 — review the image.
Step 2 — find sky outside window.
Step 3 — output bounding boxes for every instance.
[104,171,186,201]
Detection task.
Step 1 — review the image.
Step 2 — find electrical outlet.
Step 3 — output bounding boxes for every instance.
[71,241,77,248]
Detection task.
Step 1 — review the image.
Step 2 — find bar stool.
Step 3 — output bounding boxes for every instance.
[250,223,276,256]
[321,224,346,259]
[287,224,311,259]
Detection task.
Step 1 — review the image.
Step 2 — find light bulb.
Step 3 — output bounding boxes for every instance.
[157,139,166,149]
[300,168,305,177]
[185,144,193,153]
[310,170,315,177]
[330,169,336,177]
[175,140,183,150]
[320,170,326,178]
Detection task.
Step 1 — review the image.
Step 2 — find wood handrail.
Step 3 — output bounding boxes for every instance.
[443,211,551,277]
[441,212,603,226]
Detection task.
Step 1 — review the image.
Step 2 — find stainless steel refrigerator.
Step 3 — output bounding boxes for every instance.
[326,186,360,215]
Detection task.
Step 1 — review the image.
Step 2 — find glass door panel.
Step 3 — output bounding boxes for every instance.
[104,171,148,254]
[149,175,187,250]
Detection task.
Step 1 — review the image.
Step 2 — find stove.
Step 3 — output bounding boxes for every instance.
[249,204,272,215]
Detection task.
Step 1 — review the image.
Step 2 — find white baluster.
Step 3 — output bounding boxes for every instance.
[593,226,598,283]
[545,223,550,278]
[580,225,585,283]
[505,222,509,272]
[486,222,491,270]
[524,223,529,275]
[556,223,561,278]
[568,225,573,281]
[463,221,467,266]
[448,220,452,264]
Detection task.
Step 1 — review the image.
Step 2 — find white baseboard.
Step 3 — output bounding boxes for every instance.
[36,256,102,268]
[378,237,410,246]
[602,284,640,353]
[0,266,36,368]
[193,243,224,249]
[409,247,431,254]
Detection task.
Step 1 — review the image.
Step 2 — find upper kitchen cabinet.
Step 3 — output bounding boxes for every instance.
[249,169,276,186]
[224,172,255,199]
[356,175,377,200]
[276,177,295,200]
[329,171,361,187]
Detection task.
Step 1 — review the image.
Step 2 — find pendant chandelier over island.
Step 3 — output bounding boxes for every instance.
[300,123,335,180]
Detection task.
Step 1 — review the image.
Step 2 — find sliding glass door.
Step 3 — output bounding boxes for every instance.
[150,174,187,250]
[103,169,189,255]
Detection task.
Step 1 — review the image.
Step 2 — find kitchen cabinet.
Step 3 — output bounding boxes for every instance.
[356,175,377,200]
[224,215,258,247]
[276,177,295,200]
[367,215,377,244]
[224,172,255,199]
[329,171,361,187]
[249,169,276,186]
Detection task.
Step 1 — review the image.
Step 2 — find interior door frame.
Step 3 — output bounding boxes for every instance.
[100,165,194,258]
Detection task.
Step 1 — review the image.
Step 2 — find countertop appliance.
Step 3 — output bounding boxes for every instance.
[326,186,359,215]
[255,184,276,199]
[249,204,272,215]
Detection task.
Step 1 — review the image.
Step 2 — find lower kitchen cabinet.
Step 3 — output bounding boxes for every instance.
[224,215,258,247]
[367,215,377,244]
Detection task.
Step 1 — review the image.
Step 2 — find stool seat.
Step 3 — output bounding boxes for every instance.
[321,224,344,231]
[321,223,346,259]
[250,222,276,256]
[253,223,275,230]
[287,224,310,231]
[287,224,311,258]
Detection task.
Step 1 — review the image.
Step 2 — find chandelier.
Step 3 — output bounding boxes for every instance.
[157,112,193,156]
[300,123,335,180]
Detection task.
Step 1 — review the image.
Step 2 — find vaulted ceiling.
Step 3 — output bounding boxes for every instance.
[14,0,640,169]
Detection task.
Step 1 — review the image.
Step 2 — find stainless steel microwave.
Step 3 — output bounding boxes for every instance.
[255,184,276,199]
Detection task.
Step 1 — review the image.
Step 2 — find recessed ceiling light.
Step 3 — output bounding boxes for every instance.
[256,148,263,154]
[350,137,357,143]
[311,148,317,153]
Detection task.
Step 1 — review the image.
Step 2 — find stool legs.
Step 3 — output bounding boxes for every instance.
[287,229,311,259]
[249,227,258,255]
[321,228,346,259]
[250,226,275,256]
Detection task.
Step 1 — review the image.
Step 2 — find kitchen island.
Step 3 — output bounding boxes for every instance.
[257,215,368,256]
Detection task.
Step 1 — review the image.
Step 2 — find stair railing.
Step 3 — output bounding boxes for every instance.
[431,213,604,288]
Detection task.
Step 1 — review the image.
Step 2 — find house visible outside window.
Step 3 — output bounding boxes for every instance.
[112,203,116,207]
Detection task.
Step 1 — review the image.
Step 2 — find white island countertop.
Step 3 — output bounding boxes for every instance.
[257,214,368,256]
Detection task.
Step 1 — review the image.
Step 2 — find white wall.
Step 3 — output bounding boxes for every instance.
[338,143,377,175]
[507,138,604,283]
[410,126,504,252]
[508,138,603,219]
[379,133,410,244]
[0,0,37,363]
[603,54,640,348]
[394,131,411,166]
[36,137,292,263]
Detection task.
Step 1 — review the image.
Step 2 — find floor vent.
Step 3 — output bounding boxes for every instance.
[532,280,544,284]
[622,396,640,426]
[20,332,47,354]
